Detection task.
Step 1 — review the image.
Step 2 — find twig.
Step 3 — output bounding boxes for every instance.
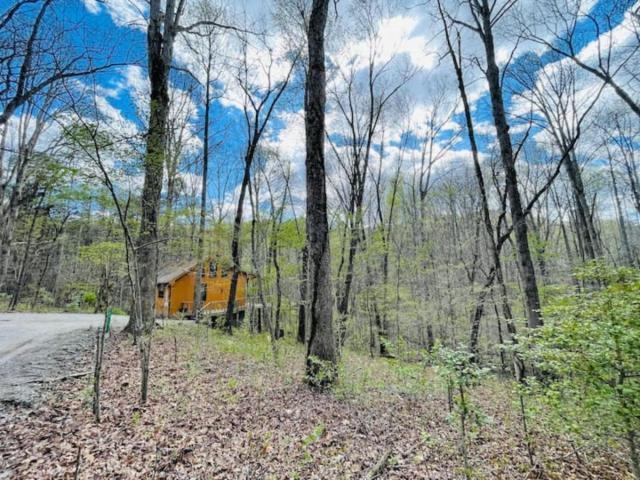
[363,449,392,480]
[74,446,81,479]
[9,370,92,385]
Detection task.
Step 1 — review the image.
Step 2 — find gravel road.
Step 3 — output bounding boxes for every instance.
[0,313,128,408]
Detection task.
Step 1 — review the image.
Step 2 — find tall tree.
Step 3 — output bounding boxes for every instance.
[304,0,337,387]
[451,0,543,328]
[138,0,237,403]
[183,0,225,323]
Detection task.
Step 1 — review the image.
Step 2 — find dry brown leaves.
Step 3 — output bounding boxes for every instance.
[0,326,631,479]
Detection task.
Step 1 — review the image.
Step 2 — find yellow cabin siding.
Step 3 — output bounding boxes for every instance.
[155,267,248,318]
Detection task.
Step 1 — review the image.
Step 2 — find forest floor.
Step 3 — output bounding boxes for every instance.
[0,323,631,479]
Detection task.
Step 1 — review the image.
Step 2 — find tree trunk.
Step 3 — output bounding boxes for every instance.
[9,202,40,311]
[305,0,337,388]
[136,0,180,404]
[193,70,211,323]
[477,0,542,329]
[622,156,640,215]
[224,151,252,334]
[564,151,600,260]
[337,222,359,346]
[248,176,267,334]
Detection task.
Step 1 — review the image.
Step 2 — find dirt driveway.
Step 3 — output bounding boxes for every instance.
[0,313,128,408]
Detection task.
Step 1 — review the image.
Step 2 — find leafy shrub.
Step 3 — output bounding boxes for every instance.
[525,264,640,479]
[82,291,97,307]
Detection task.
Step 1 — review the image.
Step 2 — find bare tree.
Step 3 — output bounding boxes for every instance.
[512,57,605,261]
[328,1,413,346]
[223,34,298,333]
[520,0,640,118]
[181,0,226,323]
[0,0,120,128]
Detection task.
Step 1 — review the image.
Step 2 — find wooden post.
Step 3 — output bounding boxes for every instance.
[92,309,109,423]
[92,328,103,423]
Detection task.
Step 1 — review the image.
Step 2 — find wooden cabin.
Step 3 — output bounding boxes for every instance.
[155,259,250,320]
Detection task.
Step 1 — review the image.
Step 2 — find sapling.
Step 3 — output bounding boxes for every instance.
[433,345,488,480]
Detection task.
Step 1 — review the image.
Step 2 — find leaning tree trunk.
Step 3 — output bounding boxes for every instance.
[437,0,524,378]
[305,0,337,388]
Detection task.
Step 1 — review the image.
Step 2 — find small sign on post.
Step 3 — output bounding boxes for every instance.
[104,307,112,334]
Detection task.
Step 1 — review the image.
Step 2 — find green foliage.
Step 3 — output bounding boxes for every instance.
[276,219,305,249]
[82,291,97,307]
[334,353,430,399]
[300,423,325,464]
[131,410,142,426]
[301,423,325,449]
[524,264,640,470]
[79,241,125,268]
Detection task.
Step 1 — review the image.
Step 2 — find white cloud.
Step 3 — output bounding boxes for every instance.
[332,15,437,74]
[81,0,102,15]
[99,0,147,30]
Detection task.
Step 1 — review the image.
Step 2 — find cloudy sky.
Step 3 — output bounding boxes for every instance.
[37,0,640,218]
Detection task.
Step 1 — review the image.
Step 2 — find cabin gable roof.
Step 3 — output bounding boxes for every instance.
[156,259,251,285]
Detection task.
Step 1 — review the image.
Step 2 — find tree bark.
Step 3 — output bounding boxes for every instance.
[564,151,600,260]
[136,0,184,404]
[224,150,253,334]
[297,245,308,343]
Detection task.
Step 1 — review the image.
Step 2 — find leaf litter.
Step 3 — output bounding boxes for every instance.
[0,324,631,479]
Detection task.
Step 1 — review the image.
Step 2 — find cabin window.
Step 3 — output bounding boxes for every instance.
[202,283,207,301]
[158,284,165,299]
[209,261,217,278]
[221,269,228,278]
